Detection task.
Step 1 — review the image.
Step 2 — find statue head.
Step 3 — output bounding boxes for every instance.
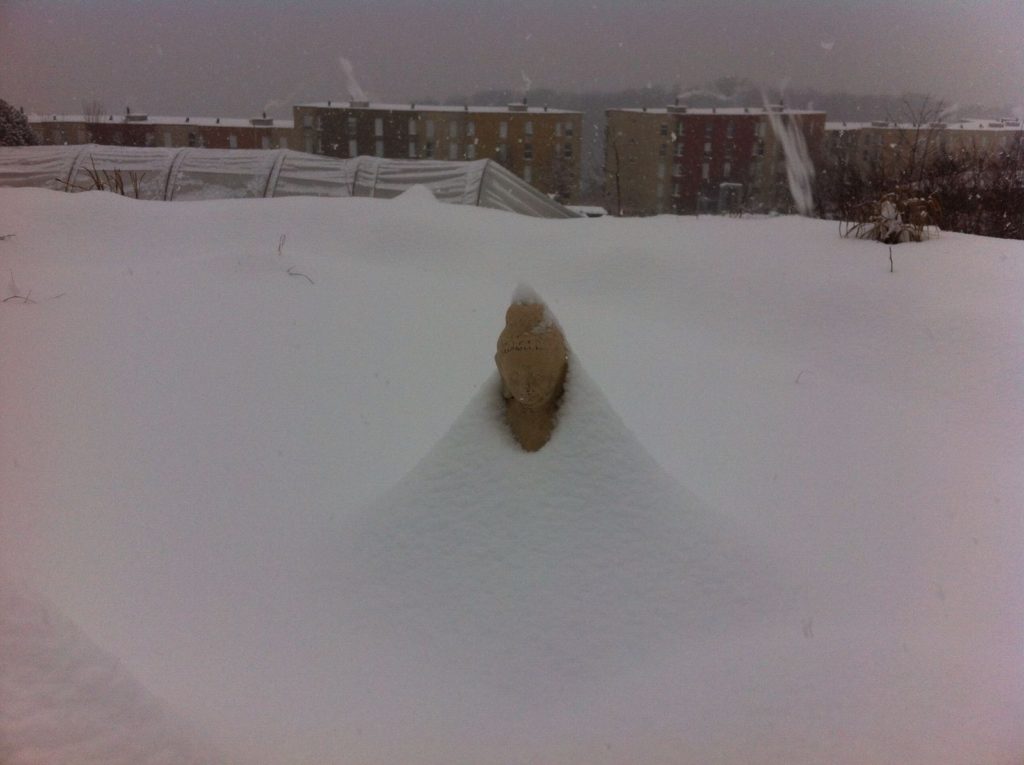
[495,300,568,452]
[495,302,568,409]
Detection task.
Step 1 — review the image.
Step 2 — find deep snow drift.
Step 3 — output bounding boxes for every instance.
[1,187,1022,764]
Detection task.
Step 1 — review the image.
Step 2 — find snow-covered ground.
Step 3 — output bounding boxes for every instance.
[1,187,1022,765]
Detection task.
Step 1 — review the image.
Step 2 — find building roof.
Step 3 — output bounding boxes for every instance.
[826,118,1023,132]
[609,106,825,117]
[296,101,581,116]
[28,114,294,129]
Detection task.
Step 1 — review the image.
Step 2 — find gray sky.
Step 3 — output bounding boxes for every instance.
[2,0,1022,118]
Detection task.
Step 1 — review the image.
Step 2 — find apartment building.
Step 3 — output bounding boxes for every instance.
[824,117,1023,178]
[605,104,826,215]
[29,111,296,151]
[293,100,583,202]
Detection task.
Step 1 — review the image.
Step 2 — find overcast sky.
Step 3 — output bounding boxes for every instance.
[2,0,1021,118]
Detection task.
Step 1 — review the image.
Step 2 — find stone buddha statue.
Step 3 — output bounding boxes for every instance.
[495,301,568,452]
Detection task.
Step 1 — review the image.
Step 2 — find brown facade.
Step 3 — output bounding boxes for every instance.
[605,106,825,215]
[30,114,296,151]
[294,102,583,202]
[824,118,1024,180]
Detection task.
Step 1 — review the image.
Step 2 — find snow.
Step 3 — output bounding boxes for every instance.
[1,188,1022,764]
[0,580,219,765]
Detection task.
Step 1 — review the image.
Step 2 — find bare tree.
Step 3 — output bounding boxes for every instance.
[82,99,105,124]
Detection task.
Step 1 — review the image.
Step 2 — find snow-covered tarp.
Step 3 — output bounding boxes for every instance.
[0,145,579,218]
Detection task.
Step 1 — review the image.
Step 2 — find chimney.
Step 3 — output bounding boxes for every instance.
[327,100,332,106]
[349,100,370,108]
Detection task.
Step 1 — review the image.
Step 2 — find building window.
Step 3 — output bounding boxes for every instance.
[408,141,417,158]
[703,141,712,154]
[303,114,313,129]
[555,123,562,137]
[523,165,532,183]
[675,143,685,157]
[704,123,713,137]
[525,121,533,136]
[565,122,573,137]
[278,136,288,149]
[304,134,314,153]
[499,121,508,139]
[375,140,384,157]
[316,116,323,130]
[656,181,664,197]
[425,141,434,158]
[408,118,418,135]
[164,131,173,147]
[374,117,383,137]
[563,144,572,159]
[496,144,508,162]
[347,116,357,133]
[348,139,358,157]
[467,144,476,159]
[726,121,735,138]
[659,143,667,156]
[701,162,710,180]
[755,122,766,138]
[672,182,680,197]
[657,162,666,179]
[188,132,197,147]
[523,142,533,160]
[723,161,731,178]
[467,121,475,137]
[262,135,272,149]
[425,120,435,139]
[228,134,238,149]
[660,123,668,136]
[145,132,156,147]
[449,142,458,160]
[449,122,458,138]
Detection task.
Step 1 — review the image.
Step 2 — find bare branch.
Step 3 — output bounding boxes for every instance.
[287,267,314,284]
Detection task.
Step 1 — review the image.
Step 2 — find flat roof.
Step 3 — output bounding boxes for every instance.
[609,106,825,116]
[826,118,1023,132]
[28,114,294,129]
[297,101,581,115]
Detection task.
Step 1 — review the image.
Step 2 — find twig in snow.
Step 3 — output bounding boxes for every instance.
[794,369,807,384]
[0,233,15,241]
[287,267,314,284]
[889,246,894,273]
[3,291,35,304]
[278,234,286,257]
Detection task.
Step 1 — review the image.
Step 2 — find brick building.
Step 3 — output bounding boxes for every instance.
[824,117,1024,179]
[293,100,583,202]
[29,111,295,151]
[605,104,826,215]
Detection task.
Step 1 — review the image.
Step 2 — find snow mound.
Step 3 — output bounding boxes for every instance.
[0,579,219,765]
[327,355,785,704]
[393,183,439,206]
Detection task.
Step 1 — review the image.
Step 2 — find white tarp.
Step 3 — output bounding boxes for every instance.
[0,145,578,218]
